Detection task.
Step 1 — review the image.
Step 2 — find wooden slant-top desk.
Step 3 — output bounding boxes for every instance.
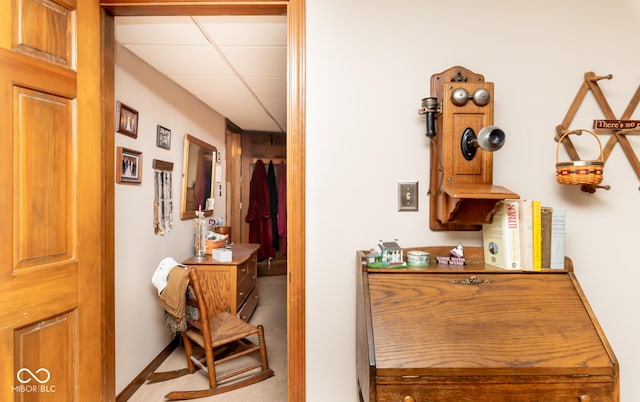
[356,246,619,402]
[183,243,259,321]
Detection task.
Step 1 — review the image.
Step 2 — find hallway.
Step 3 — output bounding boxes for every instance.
[127,275,287,401]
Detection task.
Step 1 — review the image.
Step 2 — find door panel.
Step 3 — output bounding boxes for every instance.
[14,87,74,270]
[0,1,105,401]
[14,312,78,399]
[14,0,76,67]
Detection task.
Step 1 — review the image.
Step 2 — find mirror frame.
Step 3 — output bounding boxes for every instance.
[180,133,217,220]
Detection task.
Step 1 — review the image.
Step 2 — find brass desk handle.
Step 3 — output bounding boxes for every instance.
[579,396,591,402]
[402,396,415,402]
[450,275,490,285]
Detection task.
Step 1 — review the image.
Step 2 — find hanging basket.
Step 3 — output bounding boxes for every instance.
[555,129,604,185]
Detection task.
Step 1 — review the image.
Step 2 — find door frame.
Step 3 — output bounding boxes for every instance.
[99,1,306,401]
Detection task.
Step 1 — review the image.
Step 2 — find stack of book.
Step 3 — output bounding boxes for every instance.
[482,199,566,271]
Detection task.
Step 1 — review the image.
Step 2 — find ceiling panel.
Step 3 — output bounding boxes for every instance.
[167,74,248,97]
[123,44,232,76]
[115,16,208,45]
[115,15,287,133]
[260,96,287,128]
[220,46,287,78]
[196,15,287,46]
[245,77,287,97]
[200,93,282,132]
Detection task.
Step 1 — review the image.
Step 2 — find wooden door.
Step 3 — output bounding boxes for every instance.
[225,123,243,245]
[0,1,108,401]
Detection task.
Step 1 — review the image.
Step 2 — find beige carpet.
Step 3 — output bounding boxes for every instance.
[128,275,287,401]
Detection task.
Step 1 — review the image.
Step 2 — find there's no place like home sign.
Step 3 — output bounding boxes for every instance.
[593,119,640,130]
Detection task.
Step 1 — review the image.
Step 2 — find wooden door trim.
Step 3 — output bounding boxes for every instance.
[101,10,117,402]
[100,2,306,401]
[224,122,243,244]
[100,2,287,16]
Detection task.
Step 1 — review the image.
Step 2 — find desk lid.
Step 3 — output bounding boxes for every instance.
[368,272,616,378]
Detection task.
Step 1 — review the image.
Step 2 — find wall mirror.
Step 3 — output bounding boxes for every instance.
[180,134,216,220]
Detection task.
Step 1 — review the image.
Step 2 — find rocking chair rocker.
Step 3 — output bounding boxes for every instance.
[164,267,274,400]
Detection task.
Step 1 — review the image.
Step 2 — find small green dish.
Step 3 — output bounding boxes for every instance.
[368,262,407,269]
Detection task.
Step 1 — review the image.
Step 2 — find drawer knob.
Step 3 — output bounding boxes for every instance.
[579,396,592,402]
[239,292,244,297]
[403,396,415,402]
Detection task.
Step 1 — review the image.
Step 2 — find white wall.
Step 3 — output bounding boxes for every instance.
[114,44,226,393]
[306,0,640,400]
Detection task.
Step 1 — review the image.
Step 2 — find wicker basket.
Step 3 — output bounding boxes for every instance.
[556,129,604,185]
[205,238,227,254]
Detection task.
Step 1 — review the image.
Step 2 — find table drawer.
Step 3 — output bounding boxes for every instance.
[377,382,615,402]
[237,263,256,304]
[237,259,251,282]
[237,285,259,322]
[237,253,257,282]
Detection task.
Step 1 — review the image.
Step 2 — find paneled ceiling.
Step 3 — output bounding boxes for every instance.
[115,15,287,133]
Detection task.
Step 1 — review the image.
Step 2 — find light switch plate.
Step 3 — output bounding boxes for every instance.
[398,181,418,211]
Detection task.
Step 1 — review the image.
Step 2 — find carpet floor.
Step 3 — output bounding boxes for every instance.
[127,275,287,401]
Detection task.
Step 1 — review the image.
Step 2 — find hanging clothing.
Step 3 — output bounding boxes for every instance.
[245,160,274,260]
[277,161,287,256]
[159,266,189,320]
[267,161,279,251]
[194,157,212,211]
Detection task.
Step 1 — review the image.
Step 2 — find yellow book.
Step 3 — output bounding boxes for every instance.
[532,200,542,271]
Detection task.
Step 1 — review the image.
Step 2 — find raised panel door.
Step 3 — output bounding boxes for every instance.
[0,2,106,401]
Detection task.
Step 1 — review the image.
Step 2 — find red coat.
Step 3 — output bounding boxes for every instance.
[245,160,274,260]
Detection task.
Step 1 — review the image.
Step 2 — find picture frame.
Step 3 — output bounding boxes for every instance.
[116,101,139,138]
[156,125,171,149]
[116,146,143,184]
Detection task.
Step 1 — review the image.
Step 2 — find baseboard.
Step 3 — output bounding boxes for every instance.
[116,334,180,402]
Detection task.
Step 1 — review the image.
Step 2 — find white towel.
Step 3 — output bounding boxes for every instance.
[152,257,185,295]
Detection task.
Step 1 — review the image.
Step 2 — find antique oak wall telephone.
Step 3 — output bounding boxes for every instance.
[419,66,518,231]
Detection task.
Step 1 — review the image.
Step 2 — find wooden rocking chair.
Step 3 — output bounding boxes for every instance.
[164,267,274,400]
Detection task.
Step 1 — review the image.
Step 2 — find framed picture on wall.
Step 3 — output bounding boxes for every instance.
[156,125,171,149]
[116,146,142,184]
[116,101,139,138]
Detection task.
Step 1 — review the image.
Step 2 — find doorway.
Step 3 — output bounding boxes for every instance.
[227,125,287,276]
[101,1,306,401]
